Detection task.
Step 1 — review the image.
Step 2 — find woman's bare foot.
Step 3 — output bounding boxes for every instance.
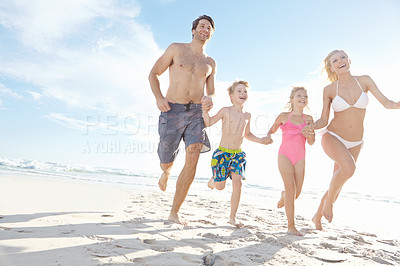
[312,215,323,230]
[277,191,285,208]
[322,201,333,223]
[287,227,303,236]
[228,218,244,228]
[168,212,187,225]
[207,178,215,189]
[158,172,169,191]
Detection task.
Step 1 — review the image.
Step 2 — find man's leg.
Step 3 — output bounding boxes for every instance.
[159,162,173,191]
[168,143,202,225]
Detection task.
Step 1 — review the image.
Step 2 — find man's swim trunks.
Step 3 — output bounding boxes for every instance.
[211,147,246,182]
[158,102,210,164]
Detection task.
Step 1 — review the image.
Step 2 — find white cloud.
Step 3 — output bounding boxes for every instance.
[0,0,162,118]
[0,83,23,99]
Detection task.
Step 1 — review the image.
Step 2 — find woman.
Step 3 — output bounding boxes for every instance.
[310,50,400,230]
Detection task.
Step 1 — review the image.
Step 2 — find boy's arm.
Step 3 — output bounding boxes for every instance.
[203,107,225,127]
[244,113,271,145]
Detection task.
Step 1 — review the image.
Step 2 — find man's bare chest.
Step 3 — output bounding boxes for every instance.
[173,53,212,76]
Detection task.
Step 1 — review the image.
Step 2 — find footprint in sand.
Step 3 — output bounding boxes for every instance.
[201,233,219,239]
[84,235,114,242]
[142,239,174,252]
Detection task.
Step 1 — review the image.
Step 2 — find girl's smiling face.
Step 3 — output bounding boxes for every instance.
[291,89,308,108]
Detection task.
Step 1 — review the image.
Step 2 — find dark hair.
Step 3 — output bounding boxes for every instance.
[192,15,215,32]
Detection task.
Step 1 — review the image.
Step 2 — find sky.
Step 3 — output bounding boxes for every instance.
[0,0,399,197]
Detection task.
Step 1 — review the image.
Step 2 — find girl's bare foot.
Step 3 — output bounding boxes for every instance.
[168,212,187,225]
[277,191,285,208]
[158,172,169,191]
[287,227,303,236]
[312,215,323,230]
[322,201,333,223]
[228,218,244,228]
[207,178,215,189]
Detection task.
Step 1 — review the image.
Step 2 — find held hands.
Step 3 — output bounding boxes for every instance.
[301,124,315,139]
[262,134,273,145]
[201,96,213,112]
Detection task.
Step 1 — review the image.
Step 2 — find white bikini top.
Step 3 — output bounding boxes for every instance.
[332,77,369,112]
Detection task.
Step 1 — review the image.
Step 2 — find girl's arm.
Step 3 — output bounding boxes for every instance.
[363,75,400,109]
[313,85,332,129]
[203,107,226,127]
[266,113,286,139]
[302,115,315,145]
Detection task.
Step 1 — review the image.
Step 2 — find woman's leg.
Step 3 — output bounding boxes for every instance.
[313,133,361,228]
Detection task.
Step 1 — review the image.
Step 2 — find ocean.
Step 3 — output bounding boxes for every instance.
[1,157,399,241]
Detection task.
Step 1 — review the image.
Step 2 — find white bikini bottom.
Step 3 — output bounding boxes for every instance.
[321,129,363,149]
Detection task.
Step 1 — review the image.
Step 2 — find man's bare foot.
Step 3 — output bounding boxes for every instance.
[207,178,215,189]
[322,201,333,223]
[228,218,244,228]
[312,215,323,230]
[158,172,169,191]
[168,212,187,225]
[287,227,303,236]
[277,191,285,208]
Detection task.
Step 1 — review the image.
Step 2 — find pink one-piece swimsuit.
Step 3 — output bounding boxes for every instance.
[278,112,306,165]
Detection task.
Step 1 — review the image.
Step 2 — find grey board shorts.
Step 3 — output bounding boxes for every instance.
[158,102,211,164]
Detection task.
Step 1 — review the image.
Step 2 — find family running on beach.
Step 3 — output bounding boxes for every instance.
[148,15,400,236]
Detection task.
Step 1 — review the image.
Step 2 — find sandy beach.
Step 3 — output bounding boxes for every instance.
[1,173,399,266]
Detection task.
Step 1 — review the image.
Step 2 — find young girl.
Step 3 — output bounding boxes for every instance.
[266,87,315,236]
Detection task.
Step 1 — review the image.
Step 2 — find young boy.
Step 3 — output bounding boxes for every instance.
[203,80,272,227]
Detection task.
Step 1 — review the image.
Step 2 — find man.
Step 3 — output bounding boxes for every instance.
[148,15,216,225]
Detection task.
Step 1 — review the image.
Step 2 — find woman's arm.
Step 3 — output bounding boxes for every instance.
[363,75,400,109]
[313,85,333,129]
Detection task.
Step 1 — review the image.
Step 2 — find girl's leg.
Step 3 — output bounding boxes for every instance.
[293,160,305,200]
[229,173,243,227]
[278,154,303,236]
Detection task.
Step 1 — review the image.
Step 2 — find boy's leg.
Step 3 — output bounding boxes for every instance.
[229,173,243,227]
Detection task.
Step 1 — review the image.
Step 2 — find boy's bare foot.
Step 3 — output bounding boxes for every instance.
[277,191,285,208]
[207,178,215,189]
[312,215,323,230]
[228,218,244,228]
[287,227,303,236]
[158,172,169,191]
[168,212,187,225]
[322,201,333,223]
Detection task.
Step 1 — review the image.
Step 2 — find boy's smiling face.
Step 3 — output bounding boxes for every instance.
[230,84,248,104]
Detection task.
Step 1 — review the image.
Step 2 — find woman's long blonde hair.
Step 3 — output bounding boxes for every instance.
[322,50,348,83]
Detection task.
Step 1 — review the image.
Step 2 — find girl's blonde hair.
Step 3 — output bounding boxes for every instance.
[227,80,249,95]
[285,86,307,111]
[322,50,348,82]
